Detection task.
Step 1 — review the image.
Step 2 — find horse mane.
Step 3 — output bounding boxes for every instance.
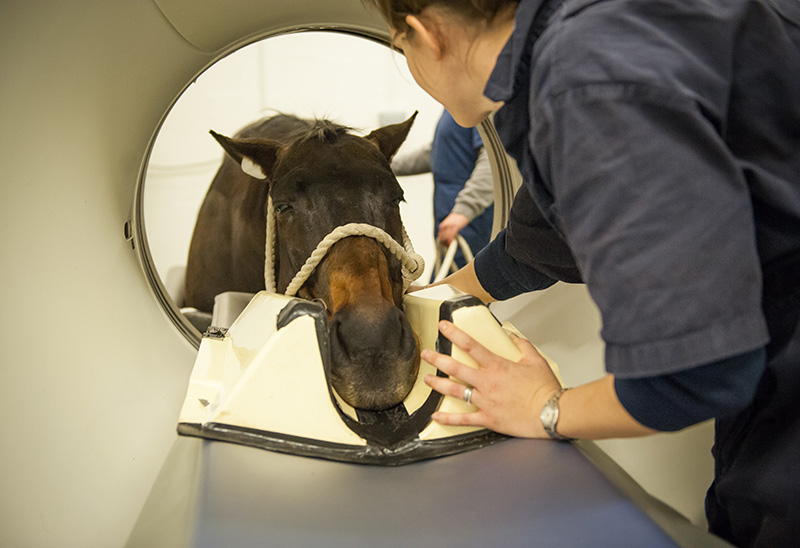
[297,119,353,145]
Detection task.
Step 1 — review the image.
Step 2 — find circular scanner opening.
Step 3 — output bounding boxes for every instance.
[136,29,443,347]
[134,28,519,348]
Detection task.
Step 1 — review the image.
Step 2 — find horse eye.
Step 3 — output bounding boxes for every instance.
[274,202,293,214]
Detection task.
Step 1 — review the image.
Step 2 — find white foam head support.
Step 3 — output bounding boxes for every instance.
[241,156,267,180]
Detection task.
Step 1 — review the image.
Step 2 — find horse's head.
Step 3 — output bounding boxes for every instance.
[210,114,421,410]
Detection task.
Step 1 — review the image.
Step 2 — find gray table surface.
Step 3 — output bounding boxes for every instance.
[128,436,730,547]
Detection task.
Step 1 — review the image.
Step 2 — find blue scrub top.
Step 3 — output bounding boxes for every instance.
[430,110,494,268]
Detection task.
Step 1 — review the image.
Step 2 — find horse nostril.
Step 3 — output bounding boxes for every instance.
[328,314,358,355]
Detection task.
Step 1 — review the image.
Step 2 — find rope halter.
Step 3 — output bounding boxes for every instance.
[264,196,425,297]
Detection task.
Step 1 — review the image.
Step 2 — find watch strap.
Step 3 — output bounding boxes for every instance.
[540,387,573,441]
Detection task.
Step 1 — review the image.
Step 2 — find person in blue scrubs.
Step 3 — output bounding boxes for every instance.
[393,109,495,272]
[366,0,800,545]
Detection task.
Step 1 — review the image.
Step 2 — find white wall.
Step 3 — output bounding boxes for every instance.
[144,32,443,292]
[0,3,211,547]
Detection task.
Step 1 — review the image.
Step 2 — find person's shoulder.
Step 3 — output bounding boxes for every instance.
[538,0,730,98]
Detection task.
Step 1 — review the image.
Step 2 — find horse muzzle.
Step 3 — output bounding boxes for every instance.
[328,302,420,411]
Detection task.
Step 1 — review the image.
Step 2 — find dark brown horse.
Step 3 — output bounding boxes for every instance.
[184,113,420,411]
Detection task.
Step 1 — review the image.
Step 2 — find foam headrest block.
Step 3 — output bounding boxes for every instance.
[177,333,231,426]
[212,313,366,445]
[400,286,463,413]
[178,287,556,464]
[178,292,366,447]
[419,303,524,441]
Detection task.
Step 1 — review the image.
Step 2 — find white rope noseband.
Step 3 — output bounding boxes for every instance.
[265,196,425,297]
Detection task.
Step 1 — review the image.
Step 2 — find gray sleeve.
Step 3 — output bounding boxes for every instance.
[451,147,494,221]
[390,143,432,176]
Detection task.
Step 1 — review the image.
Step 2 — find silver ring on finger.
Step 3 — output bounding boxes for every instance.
[463,386,474,406]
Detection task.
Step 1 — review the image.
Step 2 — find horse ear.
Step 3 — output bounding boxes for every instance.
[365,111,418,162]
[209,130,281,182]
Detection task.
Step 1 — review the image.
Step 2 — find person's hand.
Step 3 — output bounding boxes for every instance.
[437,212,469,246]
[422,320,563,438]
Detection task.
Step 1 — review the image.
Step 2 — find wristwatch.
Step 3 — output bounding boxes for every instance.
[540,387,573,441]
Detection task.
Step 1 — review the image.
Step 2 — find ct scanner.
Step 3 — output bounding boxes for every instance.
[0,1,725,546]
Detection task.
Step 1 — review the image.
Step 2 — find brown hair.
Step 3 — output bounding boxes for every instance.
[363,0,519,34]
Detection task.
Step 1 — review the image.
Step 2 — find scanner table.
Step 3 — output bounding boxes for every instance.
[128,435,728,546]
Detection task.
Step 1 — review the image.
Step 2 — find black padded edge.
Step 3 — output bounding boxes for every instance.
[178,421,508,466]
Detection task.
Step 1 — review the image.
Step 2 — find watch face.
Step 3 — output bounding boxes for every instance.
[541,406,556,424]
